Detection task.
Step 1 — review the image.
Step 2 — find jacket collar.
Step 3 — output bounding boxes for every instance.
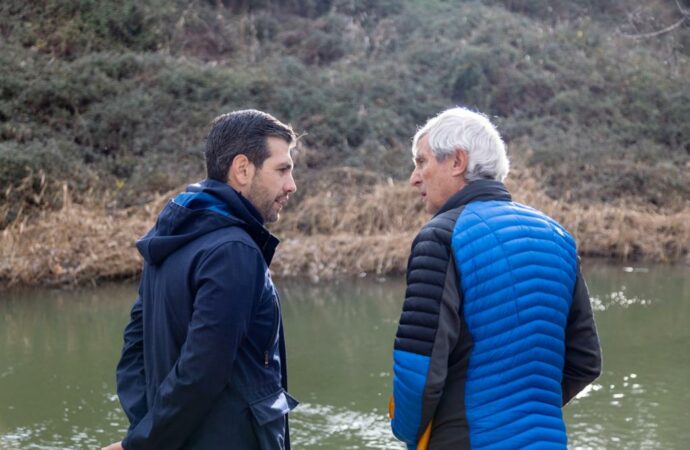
[434,179,512,217]
[197,179,280,265]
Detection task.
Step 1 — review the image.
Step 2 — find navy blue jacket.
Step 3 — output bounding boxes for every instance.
[116,179,297,450]
[392,180,601,449]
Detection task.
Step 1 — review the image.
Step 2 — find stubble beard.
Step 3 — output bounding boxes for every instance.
[247,182,280,224]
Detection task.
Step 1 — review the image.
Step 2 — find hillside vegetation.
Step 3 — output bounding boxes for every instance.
[1,0,689,285]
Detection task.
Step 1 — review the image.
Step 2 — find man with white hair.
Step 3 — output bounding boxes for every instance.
[389,107,601,449]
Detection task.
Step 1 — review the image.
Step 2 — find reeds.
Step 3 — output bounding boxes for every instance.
[0,187,167,287]
[508,171,690,262]
[1,170,688,287]
[271,170,690,282]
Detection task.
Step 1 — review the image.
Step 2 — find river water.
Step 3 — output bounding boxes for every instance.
[1,260,688,449]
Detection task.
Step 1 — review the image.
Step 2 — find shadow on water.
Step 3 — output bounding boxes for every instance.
[0,259,688,449]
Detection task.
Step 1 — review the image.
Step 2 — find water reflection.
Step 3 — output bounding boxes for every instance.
[0,260,689,449]
[291,403,403,449]
[564,260,690,450]
[0,285,134,449]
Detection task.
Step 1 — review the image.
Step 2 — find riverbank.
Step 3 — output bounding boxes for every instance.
[1,168,688,288]
[3,0,689,289]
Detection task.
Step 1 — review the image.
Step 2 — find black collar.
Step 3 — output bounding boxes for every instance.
[198,179,280,265]
[435,179,512,217]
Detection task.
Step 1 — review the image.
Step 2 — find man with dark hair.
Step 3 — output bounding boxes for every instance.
[103,109,299,450]
[390,107,601,449]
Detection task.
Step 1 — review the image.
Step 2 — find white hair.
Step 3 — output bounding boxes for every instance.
[412,107,510,182]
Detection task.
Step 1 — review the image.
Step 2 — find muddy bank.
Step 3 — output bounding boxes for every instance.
[1,172,688,288]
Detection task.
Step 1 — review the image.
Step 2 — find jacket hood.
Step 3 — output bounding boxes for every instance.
[136,179,279,265]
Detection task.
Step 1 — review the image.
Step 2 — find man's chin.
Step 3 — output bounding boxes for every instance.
[264,212,280,224]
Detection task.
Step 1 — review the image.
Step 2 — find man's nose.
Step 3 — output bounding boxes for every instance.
[285,173,297,194]
[409,168,421,187]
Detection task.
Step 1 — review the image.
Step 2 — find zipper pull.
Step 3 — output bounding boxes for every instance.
[264,351,269,368]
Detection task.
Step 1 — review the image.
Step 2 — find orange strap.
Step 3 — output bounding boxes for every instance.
[389,396,432,449]
[418,421,432,450]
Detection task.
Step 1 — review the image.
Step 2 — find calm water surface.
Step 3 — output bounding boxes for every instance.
[0,260,688,449]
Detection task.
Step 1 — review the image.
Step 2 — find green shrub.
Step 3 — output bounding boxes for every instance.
[0,0,688,223]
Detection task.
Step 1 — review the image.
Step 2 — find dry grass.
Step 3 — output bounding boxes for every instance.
[274,181,428,236]
[2,169,688,288]
[272,232,416,282]
[507,171,690,262]
[0,188,169,287]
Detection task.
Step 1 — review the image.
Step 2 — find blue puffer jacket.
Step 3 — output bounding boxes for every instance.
[116,179,298,450]
[392,180,601,449]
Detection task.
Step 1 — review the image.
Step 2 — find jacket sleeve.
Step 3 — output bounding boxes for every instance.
[122,242,266,450]
[562,260,602,405]
[391,226,461,447]
[116,291,148,430]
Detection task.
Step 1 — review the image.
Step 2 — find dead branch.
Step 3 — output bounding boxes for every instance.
[622,0,689,39]
[622,15,688,39]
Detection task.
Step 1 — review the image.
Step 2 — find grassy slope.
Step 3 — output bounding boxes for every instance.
[1,0,689,285]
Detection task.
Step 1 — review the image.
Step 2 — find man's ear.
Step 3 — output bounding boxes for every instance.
[451,149,469,177]
[227,154,256,191]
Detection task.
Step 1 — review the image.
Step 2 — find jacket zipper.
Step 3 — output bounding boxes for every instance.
[264,295,280,368]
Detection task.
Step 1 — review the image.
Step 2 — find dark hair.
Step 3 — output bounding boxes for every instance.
[205,109,295,181]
